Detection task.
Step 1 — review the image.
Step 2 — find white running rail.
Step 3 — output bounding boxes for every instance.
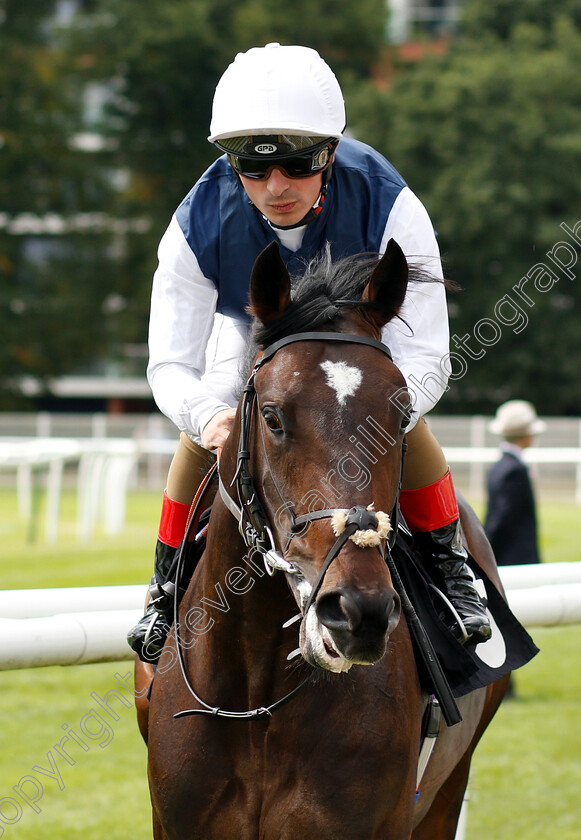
[0,563,579,670]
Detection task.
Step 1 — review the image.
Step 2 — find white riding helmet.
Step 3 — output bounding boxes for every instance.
[208,43,346,145]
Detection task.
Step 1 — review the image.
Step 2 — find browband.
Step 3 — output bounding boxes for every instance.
[256,331,392,370]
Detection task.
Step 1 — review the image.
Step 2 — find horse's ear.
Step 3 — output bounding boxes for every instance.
[248,242,292,323]
[362,239,409,328]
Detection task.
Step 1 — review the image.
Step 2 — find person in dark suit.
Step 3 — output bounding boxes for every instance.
[485,400,546,567]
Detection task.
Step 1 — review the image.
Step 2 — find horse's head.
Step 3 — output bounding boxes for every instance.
[221,240,415,674]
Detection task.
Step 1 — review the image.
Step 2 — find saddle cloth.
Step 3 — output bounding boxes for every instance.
[393,530,539,698]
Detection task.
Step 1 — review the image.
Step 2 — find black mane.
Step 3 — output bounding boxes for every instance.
[238,247,441,389]
[250,249,378,348]
[251,246,439,348]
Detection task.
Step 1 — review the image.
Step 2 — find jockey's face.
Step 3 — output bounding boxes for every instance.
[240,169,323,228]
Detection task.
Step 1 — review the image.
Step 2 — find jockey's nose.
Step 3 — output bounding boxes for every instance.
[265,167,291,195]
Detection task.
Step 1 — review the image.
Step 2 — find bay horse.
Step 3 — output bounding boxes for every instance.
[140,240,509,839]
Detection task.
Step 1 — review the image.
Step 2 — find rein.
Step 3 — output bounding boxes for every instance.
[174,330,400,722]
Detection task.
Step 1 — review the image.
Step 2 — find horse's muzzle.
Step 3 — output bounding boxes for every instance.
[315,586,401,665]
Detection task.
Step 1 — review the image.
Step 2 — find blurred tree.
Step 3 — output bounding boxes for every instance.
[1,0,389,406]
[0,0,127,405]
[230,0,387,79]
[350,9,581,416]
[52,0,390,398]
[459,0,581,43]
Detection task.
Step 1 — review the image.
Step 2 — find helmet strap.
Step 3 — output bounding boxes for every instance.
[267,186,325,230]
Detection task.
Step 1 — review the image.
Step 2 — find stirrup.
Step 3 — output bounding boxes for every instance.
[128,609,171,663]
[142,612,172,663]
[428,583,471,644]
[149,579,177,615]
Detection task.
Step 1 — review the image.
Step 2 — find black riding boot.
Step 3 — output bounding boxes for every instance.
[423,519,492,645]
[127,540,177,663]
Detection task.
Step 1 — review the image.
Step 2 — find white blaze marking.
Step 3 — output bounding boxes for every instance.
[320,360,362,406]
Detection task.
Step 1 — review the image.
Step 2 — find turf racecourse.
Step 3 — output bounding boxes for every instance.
[0,488,579,839]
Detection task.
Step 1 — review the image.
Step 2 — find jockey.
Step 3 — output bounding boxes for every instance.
[128,43,491,662]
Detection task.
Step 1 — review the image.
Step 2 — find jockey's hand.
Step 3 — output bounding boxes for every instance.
[201,408,236,450]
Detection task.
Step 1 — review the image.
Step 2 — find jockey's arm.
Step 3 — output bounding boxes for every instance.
[147,215,244,446]
[379,187,450,430]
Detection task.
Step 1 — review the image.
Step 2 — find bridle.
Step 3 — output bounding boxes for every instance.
[225,332,400,549]
[174,330,405,721]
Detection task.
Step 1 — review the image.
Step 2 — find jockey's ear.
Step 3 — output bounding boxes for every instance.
[362,239,409,329]
[248,242,292,323]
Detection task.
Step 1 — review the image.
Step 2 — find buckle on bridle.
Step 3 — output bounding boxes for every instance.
[261,526,300,576]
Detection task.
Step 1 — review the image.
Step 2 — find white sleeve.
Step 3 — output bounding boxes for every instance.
[147,215,247,441]
[379,187,450,428]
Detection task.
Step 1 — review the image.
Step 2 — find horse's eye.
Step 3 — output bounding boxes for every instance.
[261,407,284,433]
[400,411,411,432]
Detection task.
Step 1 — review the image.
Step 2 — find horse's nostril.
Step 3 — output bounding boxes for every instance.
[339,593,363,631]
[317,589,392,634]
[315,587,399,665]
[316,591,354,631]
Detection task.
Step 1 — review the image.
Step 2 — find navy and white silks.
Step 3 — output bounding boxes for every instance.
[147,137,449,443]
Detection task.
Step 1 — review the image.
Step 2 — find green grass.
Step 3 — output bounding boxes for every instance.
[0,663,151,839]
[0,487,159,589]
[0,488,156,838]
[467,625,581,840]
[0,489,580,838]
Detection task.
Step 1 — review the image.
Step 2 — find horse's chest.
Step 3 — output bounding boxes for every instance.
[163,724,416,840]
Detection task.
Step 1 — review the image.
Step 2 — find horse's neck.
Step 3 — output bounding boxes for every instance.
[190,499,295,669]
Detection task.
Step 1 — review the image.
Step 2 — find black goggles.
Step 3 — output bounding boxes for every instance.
[227,139,338,180]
